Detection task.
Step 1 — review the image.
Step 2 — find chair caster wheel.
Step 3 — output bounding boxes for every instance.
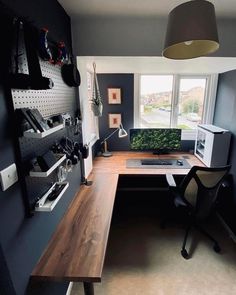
[213,243,221,253]
[181,249,189,259]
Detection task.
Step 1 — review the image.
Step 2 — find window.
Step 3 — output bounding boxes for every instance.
[177,77,206,130]
[135,74,218,139]
[139,75,173,128]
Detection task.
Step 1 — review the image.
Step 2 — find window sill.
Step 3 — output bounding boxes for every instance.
[181,130,197,141]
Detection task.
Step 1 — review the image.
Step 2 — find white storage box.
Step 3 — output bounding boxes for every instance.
[194,124,231,167]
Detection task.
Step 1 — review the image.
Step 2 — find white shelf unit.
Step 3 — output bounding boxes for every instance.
[194,124,231,167]
[23,124,64,139]
[29,154,66,177]
[35,182,69,212]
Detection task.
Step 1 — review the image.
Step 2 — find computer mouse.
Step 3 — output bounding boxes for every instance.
[177,159,183,166]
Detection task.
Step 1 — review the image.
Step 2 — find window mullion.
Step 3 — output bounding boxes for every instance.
[134,74,140,128]
[171,75,179,128]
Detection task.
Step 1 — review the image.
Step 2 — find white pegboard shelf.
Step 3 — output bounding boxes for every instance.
[29,154,66,177]
[35,181,69,212]
[23,124,64,138]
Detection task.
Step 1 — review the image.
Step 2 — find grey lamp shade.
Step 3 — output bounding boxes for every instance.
[163,0,219,59]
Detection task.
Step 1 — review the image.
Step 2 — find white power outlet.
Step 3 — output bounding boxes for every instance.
[0,164,18,191]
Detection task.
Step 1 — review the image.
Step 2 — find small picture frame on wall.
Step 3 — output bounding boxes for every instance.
[108,113,121,128]
[108,88,121,104]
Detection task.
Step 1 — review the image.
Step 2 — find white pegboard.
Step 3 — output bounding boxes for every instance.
[10,22,77,118]
[10,22,81,212]
[12,60,76,118]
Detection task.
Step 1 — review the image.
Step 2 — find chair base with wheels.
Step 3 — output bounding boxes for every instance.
[165,165,230,259]
[180,222,221,259]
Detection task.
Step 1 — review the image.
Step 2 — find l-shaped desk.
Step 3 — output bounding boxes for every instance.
[31,152,204,295]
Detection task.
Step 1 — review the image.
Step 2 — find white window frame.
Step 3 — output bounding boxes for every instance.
[134,73,218,140]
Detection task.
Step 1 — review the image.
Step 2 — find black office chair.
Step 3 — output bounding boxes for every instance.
[165,165,231,259]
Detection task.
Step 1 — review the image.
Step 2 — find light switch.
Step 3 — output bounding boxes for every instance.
[0,164,18,191]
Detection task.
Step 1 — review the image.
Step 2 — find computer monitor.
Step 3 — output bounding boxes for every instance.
[130,128,182,154]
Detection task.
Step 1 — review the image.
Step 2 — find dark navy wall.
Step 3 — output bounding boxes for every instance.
[97,74,134,152]
[181,140,194,153]
[214,70,236,192]
[0,1,80,295]
[214,69,236,232]
[1,0,72,53]
[0,243,15,295]
[73,16,236,57]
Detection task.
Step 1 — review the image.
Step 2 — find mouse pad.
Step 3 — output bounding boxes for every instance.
[126,158,191,169]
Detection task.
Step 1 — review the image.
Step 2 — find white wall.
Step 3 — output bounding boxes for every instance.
[76,59,93,177]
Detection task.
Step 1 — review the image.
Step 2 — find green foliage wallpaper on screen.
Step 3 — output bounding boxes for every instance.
[130,129,181,151]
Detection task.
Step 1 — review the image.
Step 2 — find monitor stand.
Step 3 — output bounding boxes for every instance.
[152,149,169,155]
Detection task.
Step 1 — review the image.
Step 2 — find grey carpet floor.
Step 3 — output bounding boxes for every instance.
[70,213,236,295]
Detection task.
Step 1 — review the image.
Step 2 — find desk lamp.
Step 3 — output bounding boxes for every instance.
[101,123,127,157]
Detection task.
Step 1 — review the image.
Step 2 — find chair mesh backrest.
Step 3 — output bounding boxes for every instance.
[181,166,230,220]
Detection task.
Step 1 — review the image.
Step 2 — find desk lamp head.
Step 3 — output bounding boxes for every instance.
[101,123,127,157]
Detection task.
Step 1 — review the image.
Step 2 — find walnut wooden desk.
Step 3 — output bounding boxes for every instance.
[31,152,204,295]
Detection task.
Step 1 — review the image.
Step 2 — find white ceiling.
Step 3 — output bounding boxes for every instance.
[77,56,236,74]
[58,0,236,18]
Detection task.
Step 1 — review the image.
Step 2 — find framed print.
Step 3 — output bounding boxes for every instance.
[108,113,121,128]
[108,88,121,104]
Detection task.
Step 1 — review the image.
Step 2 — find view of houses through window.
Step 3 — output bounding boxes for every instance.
[140,75,207,130]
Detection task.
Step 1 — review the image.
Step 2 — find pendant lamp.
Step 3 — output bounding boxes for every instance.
[162,0,219,59]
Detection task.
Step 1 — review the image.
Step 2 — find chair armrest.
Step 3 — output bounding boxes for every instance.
[166,173,177,187]
[166,174,188,207]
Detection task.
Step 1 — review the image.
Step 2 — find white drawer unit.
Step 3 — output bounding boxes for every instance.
[194,124,231,167]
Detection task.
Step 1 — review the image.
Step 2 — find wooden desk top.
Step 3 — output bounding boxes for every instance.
[93,151,204,175]
[31,172,119,282]
[31,152,203,283]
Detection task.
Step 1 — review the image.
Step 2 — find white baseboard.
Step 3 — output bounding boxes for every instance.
[66,282,73,295]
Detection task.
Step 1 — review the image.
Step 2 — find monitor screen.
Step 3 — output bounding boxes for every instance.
[130,128,182,152]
